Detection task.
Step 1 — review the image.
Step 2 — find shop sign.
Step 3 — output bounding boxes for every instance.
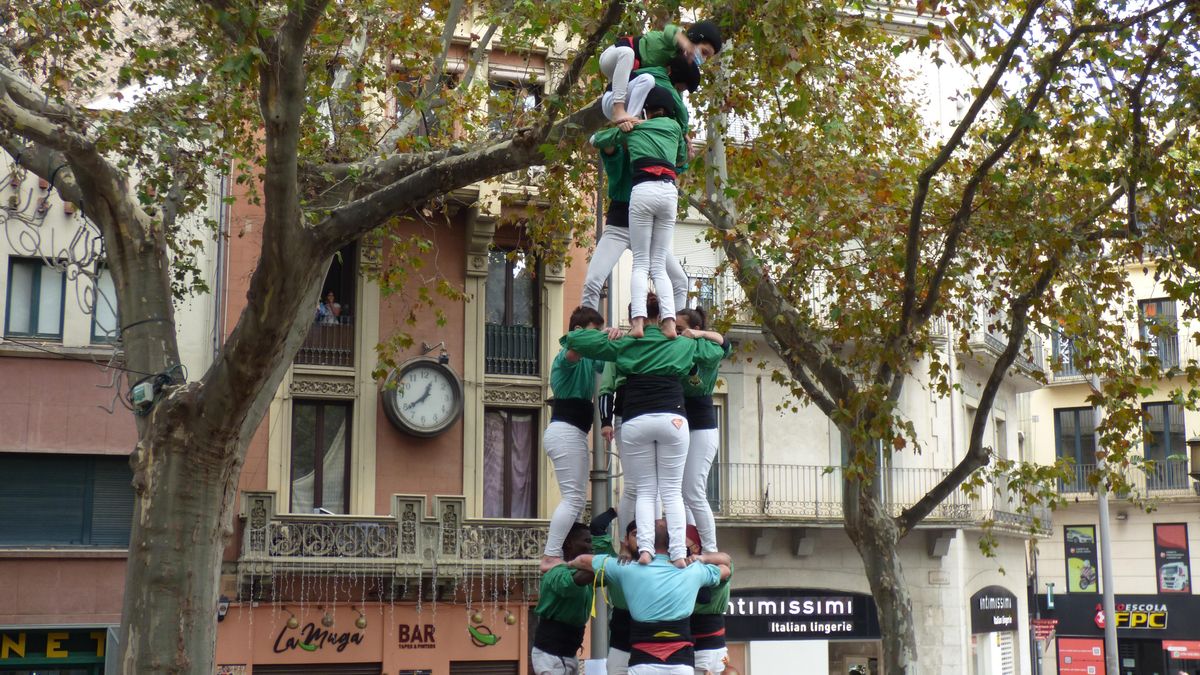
[1154,523,1192,594]
[397,624,435,650]
[969,586,1018,634]
[1164,640,1200,660]
[724,589,880,641]
[272,622,366,654]
[1036,593,1199,640]
[0,629,107,664]
[1093,602,1168,630]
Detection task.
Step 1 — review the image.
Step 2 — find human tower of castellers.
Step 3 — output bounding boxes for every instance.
[529,18,735,675]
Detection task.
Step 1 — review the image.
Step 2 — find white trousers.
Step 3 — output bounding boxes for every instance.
[608,647,631,675]
[532,646,580,674]
[694,647,728,674]
[629,665,692,675]
[683,427,719,552]
[615,415,663,545]
[543,421,590,557]
[602,73,657,121]
[621,412,689,560]
[599,45,637,107]
[629,181,679,321]
[582,224,688,314]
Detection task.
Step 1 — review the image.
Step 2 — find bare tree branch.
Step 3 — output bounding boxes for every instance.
[897,0,1047,340]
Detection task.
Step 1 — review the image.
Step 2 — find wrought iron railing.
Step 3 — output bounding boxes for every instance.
[705,462,1046,530]
[238,493,547,595]
[295,318,355,367]
[485,322,539,376]
[1060,459,1194,497]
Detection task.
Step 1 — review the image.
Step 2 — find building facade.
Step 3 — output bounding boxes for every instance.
[1027,260,1200,675]
[0,159,223,674]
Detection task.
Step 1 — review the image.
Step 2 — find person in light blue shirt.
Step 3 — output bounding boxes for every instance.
[570,519,732,674]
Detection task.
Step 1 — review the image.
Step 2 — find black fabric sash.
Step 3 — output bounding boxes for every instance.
[623,375,684,421]
[690,612,726,650]
[629,616,694,667]
[684,394,717,430]
[609,607,632,651]
[533,617,586,658]
[551,398,594,433]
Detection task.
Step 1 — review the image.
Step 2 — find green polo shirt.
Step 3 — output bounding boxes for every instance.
[590,116,685,171]
[550,347,602,401]
[534,564,594,626]
[694,563,733,615]
[682,337,731,397]
[637,25,683,68]
[561,326,726,379]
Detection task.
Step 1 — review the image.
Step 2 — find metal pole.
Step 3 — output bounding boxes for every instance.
[589,157,610,659]
[1091,374,1119,674]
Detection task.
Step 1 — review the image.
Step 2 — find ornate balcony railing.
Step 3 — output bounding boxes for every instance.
[237,492,547,598]
[706,462,1048,533]
[1059,459,1196,498]
[295,318,355,368]
[485,322,539,376]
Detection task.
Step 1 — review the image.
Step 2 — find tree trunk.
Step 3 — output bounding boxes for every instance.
[844,455,918,674]
[118,401,237,675]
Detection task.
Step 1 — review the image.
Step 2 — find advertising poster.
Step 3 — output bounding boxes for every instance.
[1154,523,1191,594]
[1058,637,1105,674]
[1065,525,1100,593]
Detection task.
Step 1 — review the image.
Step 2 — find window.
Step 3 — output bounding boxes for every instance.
[1143,402,1187,490]
[705,397,727,514]
[290,400,352,514]
[5,257,66,339]
[91,268,118,343]
[690,275,718,315]
[1054,407,1096,492]
[482,407,537,518]
[484,250,539,376]
[395,75,457,137]
[0,454,134,547]
[487,80,542,135]
[1051,330,1080,377]
[297,243,356,367]
[1139,298,1178,368]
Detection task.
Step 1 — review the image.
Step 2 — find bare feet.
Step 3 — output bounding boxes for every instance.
[629,317,645,339]
[671,557,688,569]
[638,551,653,565]
[661,317,677,339]
[539,555,563,573]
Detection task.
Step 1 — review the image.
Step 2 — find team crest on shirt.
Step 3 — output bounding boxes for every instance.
[671,418,684,429]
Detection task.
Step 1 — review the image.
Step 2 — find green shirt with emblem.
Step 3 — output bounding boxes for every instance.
[682,337,731,397]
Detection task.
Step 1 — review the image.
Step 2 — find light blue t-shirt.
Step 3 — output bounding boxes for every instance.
[592,553,722,622]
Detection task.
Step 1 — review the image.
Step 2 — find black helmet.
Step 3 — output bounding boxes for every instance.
[686,20,723,54]
[642,85,678,118]
[667,53,702,93]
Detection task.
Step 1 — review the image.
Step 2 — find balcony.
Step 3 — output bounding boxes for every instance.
[485,322,539,376]
[294,318,355,368]
[706,463,1048,533]
[958,311,1045,391]
[237,492,546,598]
[1059,459,1197,499]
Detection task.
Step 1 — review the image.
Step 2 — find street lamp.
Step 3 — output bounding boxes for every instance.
[1187,435,1200,482]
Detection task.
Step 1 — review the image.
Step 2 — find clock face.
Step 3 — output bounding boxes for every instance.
[383,360,463,437]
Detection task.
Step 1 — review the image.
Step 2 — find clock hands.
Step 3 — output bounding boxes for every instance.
[405,382,434,411]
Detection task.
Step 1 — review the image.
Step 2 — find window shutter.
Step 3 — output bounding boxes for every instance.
[0,454,88,545]
[253,665,382,674]
[90,456,135,547]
